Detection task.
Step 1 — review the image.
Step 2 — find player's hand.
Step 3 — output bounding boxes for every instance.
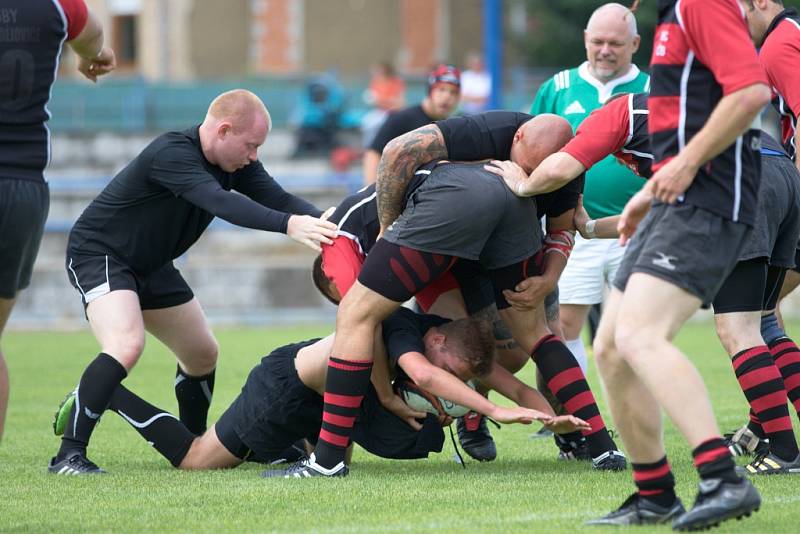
[78,47,116,83]
[542,414,592,434]
[488,406,542,425]
[649,155,697,204]
[484,160,531,197]
[382,394,426,431]
[437,414,454,427]
[502,276,554,312]
[618,187,653,246]
[572,195,591,239]
[287,215,338,252]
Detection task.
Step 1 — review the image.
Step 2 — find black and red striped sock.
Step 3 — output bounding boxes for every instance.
[768,337,800,419]
[313,357,372,469]
[732,346,798,461]
[746,409,766,439]
[633,456,677,508]
[693,438,738,483]
[531,334,616,457]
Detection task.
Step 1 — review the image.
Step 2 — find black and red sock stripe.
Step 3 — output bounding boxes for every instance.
[732,346,798,460]
[692,438,737,482]
[633,456,676,507]
[531,334,616,457]
[314,357,373,469]
[769,337,800,417]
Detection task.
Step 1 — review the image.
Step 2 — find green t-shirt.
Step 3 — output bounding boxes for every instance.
[531,62,650,219]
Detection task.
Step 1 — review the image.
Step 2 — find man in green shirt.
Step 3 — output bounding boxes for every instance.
[530,2,649,381]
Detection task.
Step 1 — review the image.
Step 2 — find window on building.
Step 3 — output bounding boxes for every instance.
[112,15,138,69]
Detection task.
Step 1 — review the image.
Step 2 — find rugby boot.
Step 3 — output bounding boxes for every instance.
[592,449,628,471]
[555,433,590,461]
[261,453,348,478]
[671,477,760,531]
[456,411,497,461]
[744,451,800,475]
[723,425,769,457]
[586,493,685,526]
[48,451,105,475]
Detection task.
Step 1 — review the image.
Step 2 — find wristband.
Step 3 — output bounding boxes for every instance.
[585,219,597,239]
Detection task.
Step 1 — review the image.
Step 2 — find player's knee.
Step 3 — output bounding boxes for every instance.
[104,335,146,369]
[592,329,616,369]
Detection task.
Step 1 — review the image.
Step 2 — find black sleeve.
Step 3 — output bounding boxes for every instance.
[381,308,450,368]
[232,161,323,218]
[181,180,291,233]
[368,112,403,153]
[545,173,585,218]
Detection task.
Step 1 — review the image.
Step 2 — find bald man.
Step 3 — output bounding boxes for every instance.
[531,2,649,389]
[48,89,337,475]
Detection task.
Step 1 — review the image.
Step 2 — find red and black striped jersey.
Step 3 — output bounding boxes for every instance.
[649,0,767,225]
[0,0,88,182]
[760,8,800,161]
[562,92,653,179]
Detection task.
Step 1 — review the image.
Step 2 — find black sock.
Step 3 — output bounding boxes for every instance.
[59,353,127,458]
[109,384,195,467]
[693,438,738,484]
[175,366,215,435]
[633,456,677,508]
[314,357,372,469]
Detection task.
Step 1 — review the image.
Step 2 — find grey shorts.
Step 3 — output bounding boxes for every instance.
[383,162,540,270]
[740,155,800,268]
[0,179,49,299]
[613,202,749,306]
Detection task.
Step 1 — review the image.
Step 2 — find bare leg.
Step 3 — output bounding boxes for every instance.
[179,425,243,470]
[0,296,14,443]
[143,298,219,375]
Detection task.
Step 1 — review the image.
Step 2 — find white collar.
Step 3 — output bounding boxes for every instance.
[577,61,642,104]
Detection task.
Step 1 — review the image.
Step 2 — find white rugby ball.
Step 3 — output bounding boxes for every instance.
[395,379,476,418]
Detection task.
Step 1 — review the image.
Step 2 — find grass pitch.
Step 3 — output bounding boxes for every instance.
[1,321,800,532]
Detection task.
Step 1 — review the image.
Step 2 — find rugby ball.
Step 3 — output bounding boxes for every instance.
[394,379,476,418]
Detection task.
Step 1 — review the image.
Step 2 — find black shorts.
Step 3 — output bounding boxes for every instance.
[382,162,540,270]
[712,258,768,314]
[0,179,49,299]
[613,202,749,306]
[215,340,445,462]
[739,155,800,268]
[66,252,194,310]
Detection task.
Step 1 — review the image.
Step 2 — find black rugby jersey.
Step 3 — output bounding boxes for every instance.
[68,126,321,275]
[759,8,800,161]
[0,0,87,182]
[329,183,379,255]
[436,111,583,219]
[564,93,653,179]
[369,105,434,154]
[649,0,767,225]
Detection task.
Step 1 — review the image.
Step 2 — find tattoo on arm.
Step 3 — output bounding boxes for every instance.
[376,125,448,230]
[472,304,520,351]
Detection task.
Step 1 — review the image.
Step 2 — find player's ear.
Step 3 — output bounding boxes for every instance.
[218,121,232,138]
[631,34,641,53]
[432,332,446,347]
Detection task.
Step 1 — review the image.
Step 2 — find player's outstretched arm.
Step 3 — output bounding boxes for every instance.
[485,152,586,197]
[479,362,591,434]
[376,125,448,233]
[573,195,620,239]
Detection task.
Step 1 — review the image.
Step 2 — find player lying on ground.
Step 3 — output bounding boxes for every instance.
[52,308,586,475]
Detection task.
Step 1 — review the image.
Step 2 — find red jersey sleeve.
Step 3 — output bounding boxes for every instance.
[761,20,800,119]
[561,94,631,170]
[57,0,89,41]
[679,0,767,95]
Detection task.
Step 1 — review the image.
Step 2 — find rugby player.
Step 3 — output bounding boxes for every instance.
[0,0,115,442]
[48,90,337,475]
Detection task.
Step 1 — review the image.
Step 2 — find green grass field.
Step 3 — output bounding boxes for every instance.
[1,321,799,533]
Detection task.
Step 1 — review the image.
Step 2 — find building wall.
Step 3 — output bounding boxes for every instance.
[188,0,250,78]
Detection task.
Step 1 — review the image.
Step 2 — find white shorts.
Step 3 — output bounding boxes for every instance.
[558,235,625,305]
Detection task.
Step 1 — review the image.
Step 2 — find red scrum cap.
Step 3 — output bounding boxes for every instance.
[427,64,461,93]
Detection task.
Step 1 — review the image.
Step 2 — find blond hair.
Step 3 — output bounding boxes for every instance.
[207,89,271,132]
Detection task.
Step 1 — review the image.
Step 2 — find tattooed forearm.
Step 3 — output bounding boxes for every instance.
[376,125,448,230]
